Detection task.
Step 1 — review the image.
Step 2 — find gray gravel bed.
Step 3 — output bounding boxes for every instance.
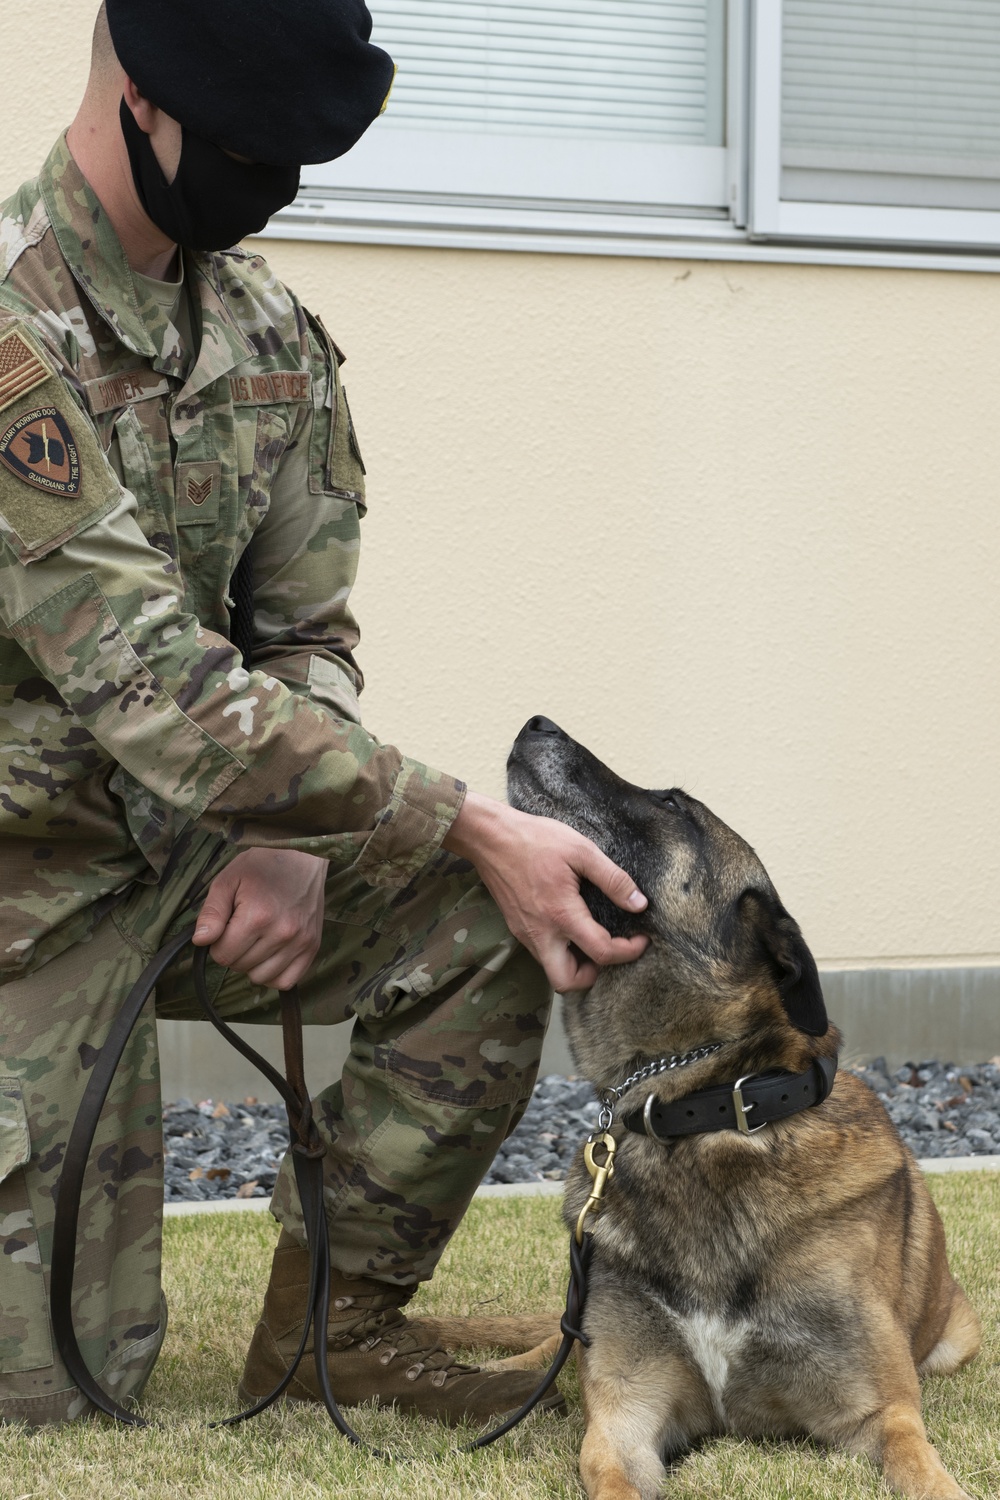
[163,1057,1000,1202]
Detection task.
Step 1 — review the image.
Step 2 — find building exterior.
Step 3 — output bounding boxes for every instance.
[3,1,998,1082]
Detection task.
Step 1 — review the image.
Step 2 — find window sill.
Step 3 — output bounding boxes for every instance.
[262,189,1000,274]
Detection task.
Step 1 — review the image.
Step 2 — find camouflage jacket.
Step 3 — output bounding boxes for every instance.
[0,137,463,979]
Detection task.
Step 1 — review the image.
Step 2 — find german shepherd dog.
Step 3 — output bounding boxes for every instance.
[431,718,981,1500]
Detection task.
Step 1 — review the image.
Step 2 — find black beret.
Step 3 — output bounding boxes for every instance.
[105,0,395,166]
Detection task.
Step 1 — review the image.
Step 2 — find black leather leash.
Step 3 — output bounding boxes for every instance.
[465,1229,592,1452]
[48,931,591,1450]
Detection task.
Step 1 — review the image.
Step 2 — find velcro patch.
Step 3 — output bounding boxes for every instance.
[0,329,49,415]
[0,323,119,563]
[229,370,311,407]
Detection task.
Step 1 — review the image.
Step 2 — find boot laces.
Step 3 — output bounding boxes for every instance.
[342,1306,478,1381]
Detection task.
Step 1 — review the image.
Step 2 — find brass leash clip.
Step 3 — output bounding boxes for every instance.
[575,1131,617,1245]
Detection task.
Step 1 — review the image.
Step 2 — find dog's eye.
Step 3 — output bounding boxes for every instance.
[651,790,679,810]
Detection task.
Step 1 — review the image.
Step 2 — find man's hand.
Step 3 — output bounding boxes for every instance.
[192,848,329,991]
[443,791,649,993]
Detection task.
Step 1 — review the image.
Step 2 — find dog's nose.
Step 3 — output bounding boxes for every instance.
[526,716,566,738]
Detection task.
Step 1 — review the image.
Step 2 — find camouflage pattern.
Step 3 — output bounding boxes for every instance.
[0,137,551,1423]
[0,135,464,981]
[0,828,548,1423]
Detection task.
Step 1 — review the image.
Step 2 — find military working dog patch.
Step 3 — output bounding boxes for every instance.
[0,407,82,497]
[0,329,49,415]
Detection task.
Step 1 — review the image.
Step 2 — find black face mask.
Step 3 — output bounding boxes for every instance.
[120,98,300,252]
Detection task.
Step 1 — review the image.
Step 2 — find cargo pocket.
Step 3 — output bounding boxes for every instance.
[0,1078,53,1373]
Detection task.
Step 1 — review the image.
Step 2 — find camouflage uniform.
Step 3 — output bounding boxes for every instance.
[0,138,549,1423]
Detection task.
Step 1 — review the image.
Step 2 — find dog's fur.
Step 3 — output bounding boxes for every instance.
[426,719,981,1500]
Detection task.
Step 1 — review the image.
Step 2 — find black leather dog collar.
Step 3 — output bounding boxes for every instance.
[621,1055,838,1143]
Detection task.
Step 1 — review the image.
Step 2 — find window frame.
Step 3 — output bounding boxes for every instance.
[264,0,1000,267]
[301,130,730,212]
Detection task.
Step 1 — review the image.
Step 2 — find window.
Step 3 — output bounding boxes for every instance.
[270,1,1000,262]
[750,0,1000,249]
[317,1,726,206]
[280,0,734,245]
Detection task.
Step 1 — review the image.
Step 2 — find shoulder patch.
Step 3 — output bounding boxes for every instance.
[0,407,81,497]
[0,323,119,563]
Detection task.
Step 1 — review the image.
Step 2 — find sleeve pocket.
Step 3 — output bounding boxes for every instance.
[0,1078,54,1373]
[304,314,367,509]
[307,652,363,725]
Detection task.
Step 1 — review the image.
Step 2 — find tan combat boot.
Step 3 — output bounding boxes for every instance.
[239,1231,566,1425]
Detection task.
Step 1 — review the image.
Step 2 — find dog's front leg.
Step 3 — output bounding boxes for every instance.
[578,1345,707,1500]
[847,1399,972,1500]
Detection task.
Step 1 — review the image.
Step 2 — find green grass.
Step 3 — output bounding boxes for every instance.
[2,1173,997,1499]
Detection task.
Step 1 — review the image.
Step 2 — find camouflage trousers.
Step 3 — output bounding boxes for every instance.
[0,829,550,1425]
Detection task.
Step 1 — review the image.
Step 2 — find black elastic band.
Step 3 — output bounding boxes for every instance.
[228,545,255,671]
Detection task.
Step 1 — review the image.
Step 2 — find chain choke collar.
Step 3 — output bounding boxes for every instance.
[597,1042,725,1130]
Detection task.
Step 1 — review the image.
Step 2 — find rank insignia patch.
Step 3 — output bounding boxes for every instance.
[187,477,213,506]
[0,406,82,497]
[0,329,49,415]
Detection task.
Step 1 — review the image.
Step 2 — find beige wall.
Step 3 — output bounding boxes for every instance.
[5,2,1000,968]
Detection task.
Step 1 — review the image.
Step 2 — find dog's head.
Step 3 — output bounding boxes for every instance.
[507,717,829,1087]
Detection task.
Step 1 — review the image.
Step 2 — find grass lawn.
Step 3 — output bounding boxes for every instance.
[2,1172,997,1499]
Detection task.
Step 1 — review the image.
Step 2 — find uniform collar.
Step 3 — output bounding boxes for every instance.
[39,134,257,393]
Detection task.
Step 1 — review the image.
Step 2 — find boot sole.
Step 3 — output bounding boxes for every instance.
[235,1380,567,1424]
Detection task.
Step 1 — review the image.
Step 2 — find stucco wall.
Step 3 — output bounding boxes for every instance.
[4,1,1000,969]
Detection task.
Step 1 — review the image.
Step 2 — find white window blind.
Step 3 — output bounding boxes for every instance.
[782,0,1000,212]
[376,0,724,145]
[299,0,728,210]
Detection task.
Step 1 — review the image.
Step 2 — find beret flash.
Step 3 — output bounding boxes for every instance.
[105,0,395,166]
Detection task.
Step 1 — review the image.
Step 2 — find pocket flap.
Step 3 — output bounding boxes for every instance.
[307,652,362,725]
[0,1079,31,1183]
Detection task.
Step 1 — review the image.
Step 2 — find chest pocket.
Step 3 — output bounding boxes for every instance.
[108,402,179,566]
[234,407,289,548]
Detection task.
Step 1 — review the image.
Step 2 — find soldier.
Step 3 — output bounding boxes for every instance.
[0,0,649,1427]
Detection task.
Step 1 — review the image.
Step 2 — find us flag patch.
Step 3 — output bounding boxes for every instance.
[0,329,50,415]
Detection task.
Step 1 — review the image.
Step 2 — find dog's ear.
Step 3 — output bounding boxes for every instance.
[740,892,829,1036]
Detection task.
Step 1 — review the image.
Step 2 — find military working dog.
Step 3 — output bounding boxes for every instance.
[434,717,980,1500]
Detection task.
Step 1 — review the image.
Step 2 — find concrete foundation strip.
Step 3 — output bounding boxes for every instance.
[163,1155,1000,1219]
